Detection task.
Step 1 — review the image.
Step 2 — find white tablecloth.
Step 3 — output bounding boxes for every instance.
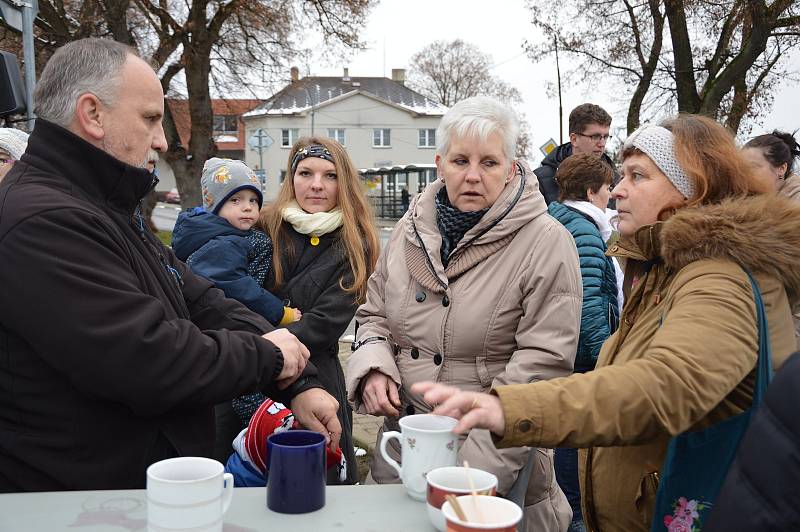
[0,484,436,531]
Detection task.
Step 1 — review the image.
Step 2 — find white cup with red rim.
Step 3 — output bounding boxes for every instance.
[426,466,499,531]
[441,494,523,532]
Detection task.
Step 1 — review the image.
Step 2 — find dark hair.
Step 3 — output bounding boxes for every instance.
[568,103,612,134]
[556,153,613,202]
[744,130,800,178]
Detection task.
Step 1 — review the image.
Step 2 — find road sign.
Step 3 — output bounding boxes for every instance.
[0,0,38,33]
[248,129,273,151]
[539,138,558,157]
[0,0,38,129]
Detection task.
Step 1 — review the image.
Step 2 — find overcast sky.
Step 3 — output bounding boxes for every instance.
[303,0,800,158]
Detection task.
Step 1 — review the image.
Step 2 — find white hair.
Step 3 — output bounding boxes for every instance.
[436,96,519,162]
[34,38,135,127]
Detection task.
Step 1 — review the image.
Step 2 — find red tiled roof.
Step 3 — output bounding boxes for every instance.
[166,99,263,151]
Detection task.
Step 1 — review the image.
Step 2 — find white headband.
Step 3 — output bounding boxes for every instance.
[624,125,695,199]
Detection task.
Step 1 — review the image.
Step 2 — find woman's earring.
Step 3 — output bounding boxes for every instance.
[438,175,445,183]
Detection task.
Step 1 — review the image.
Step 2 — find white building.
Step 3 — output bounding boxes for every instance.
[243,68,448,202]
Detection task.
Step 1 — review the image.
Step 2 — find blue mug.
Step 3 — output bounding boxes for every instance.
[266,430,326,514]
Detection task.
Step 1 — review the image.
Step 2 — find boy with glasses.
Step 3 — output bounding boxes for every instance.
[534,103,618,205]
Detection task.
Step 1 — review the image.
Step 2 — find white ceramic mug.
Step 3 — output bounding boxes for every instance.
[146,456,234,532]
[379,414,458,501]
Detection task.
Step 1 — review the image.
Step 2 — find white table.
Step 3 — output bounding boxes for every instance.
[0,484,437,531]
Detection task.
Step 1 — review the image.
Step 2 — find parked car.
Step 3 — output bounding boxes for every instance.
[165,188,180,204]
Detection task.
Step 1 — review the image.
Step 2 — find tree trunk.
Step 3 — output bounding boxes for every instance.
[665,0,701,113]
[698,2,771,119]
[725,77,748,133]
[101,0,136,45]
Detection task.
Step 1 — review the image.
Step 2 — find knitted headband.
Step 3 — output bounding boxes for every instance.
[0,127,29,160]
[624,125,695,199]
[290,144,334,174]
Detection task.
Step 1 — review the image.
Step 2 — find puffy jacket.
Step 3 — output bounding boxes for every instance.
[172,208,285,325]
[548,201,618,371]
[706,350,800,531]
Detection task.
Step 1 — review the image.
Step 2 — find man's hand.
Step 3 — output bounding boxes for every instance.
[360,370,401,417]
[262,329,310,389]
[411,381,506,437]
[291,388,342,451]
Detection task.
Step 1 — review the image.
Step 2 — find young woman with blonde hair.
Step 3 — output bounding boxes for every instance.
[257,136,379,484]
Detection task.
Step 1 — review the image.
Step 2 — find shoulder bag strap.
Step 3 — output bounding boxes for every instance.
[743,269,774,404]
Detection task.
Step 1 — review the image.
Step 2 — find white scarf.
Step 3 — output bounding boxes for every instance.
[563,200,614,242]
[282,200,344,236]
[562,199,625,311]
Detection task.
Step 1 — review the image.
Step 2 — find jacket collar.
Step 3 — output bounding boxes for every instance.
[610,222,664,262]
[22,119,157,213]
[407,160,546,252]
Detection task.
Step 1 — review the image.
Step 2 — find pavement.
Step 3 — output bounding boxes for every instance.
[337,341,384,452]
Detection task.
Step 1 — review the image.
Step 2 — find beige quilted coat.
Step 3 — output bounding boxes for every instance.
[347,163,582,531]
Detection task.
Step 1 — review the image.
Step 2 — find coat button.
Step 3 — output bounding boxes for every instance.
[442,295,450,307]
[411,347,419,359]
[405,404,415,416]
[433,353,442,365]
[415,291,426,302]
[518,420,533,433]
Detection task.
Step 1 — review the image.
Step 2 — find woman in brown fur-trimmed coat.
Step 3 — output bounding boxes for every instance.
[413,114,800,532]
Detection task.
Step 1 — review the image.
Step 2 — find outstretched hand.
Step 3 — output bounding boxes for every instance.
[411,381,506,437]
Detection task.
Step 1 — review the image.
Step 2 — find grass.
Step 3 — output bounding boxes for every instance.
[157,230,173,247]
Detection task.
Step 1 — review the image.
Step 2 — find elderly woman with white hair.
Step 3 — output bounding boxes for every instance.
[0,127,29,182]
[412,115,800,531]
[347,96,581,530]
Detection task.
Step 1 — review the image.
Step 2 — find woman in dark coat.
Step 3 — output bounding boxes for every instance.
[257,137,379,484]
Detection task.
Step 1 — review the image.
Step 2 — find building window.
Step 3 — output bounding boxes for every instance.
[281,128,299,147]
[418,128,436,148]
[328,128,346,145]
[213,115,238,136]
[373,128,391,147]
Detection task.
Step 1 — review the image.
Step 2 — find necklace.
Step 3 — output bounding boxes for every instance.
[310,234,320,246]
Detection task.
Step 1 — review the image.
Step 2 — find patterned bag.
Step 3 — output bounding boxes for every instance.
[651,270,773,531]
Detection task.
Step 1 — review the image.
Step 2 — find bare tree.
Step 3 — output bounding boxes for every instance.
[407,39,532,159]
[525,0,800,134]
[1,0,374,210]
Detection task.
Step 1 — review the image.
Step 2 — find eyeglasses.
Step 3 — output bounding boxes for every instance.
[576,133,612,143]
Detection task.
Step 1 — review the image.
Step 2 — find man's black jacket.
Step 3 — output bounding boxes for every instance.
[0,120,317,492]
[532,142,618,205]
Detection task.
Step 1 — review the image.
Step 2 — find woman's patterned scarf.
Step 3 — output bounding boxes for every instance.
[435,187,488,267]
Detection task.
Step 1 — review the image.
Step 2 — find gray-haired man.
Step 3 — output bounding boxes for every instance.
[0,38,340,492]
